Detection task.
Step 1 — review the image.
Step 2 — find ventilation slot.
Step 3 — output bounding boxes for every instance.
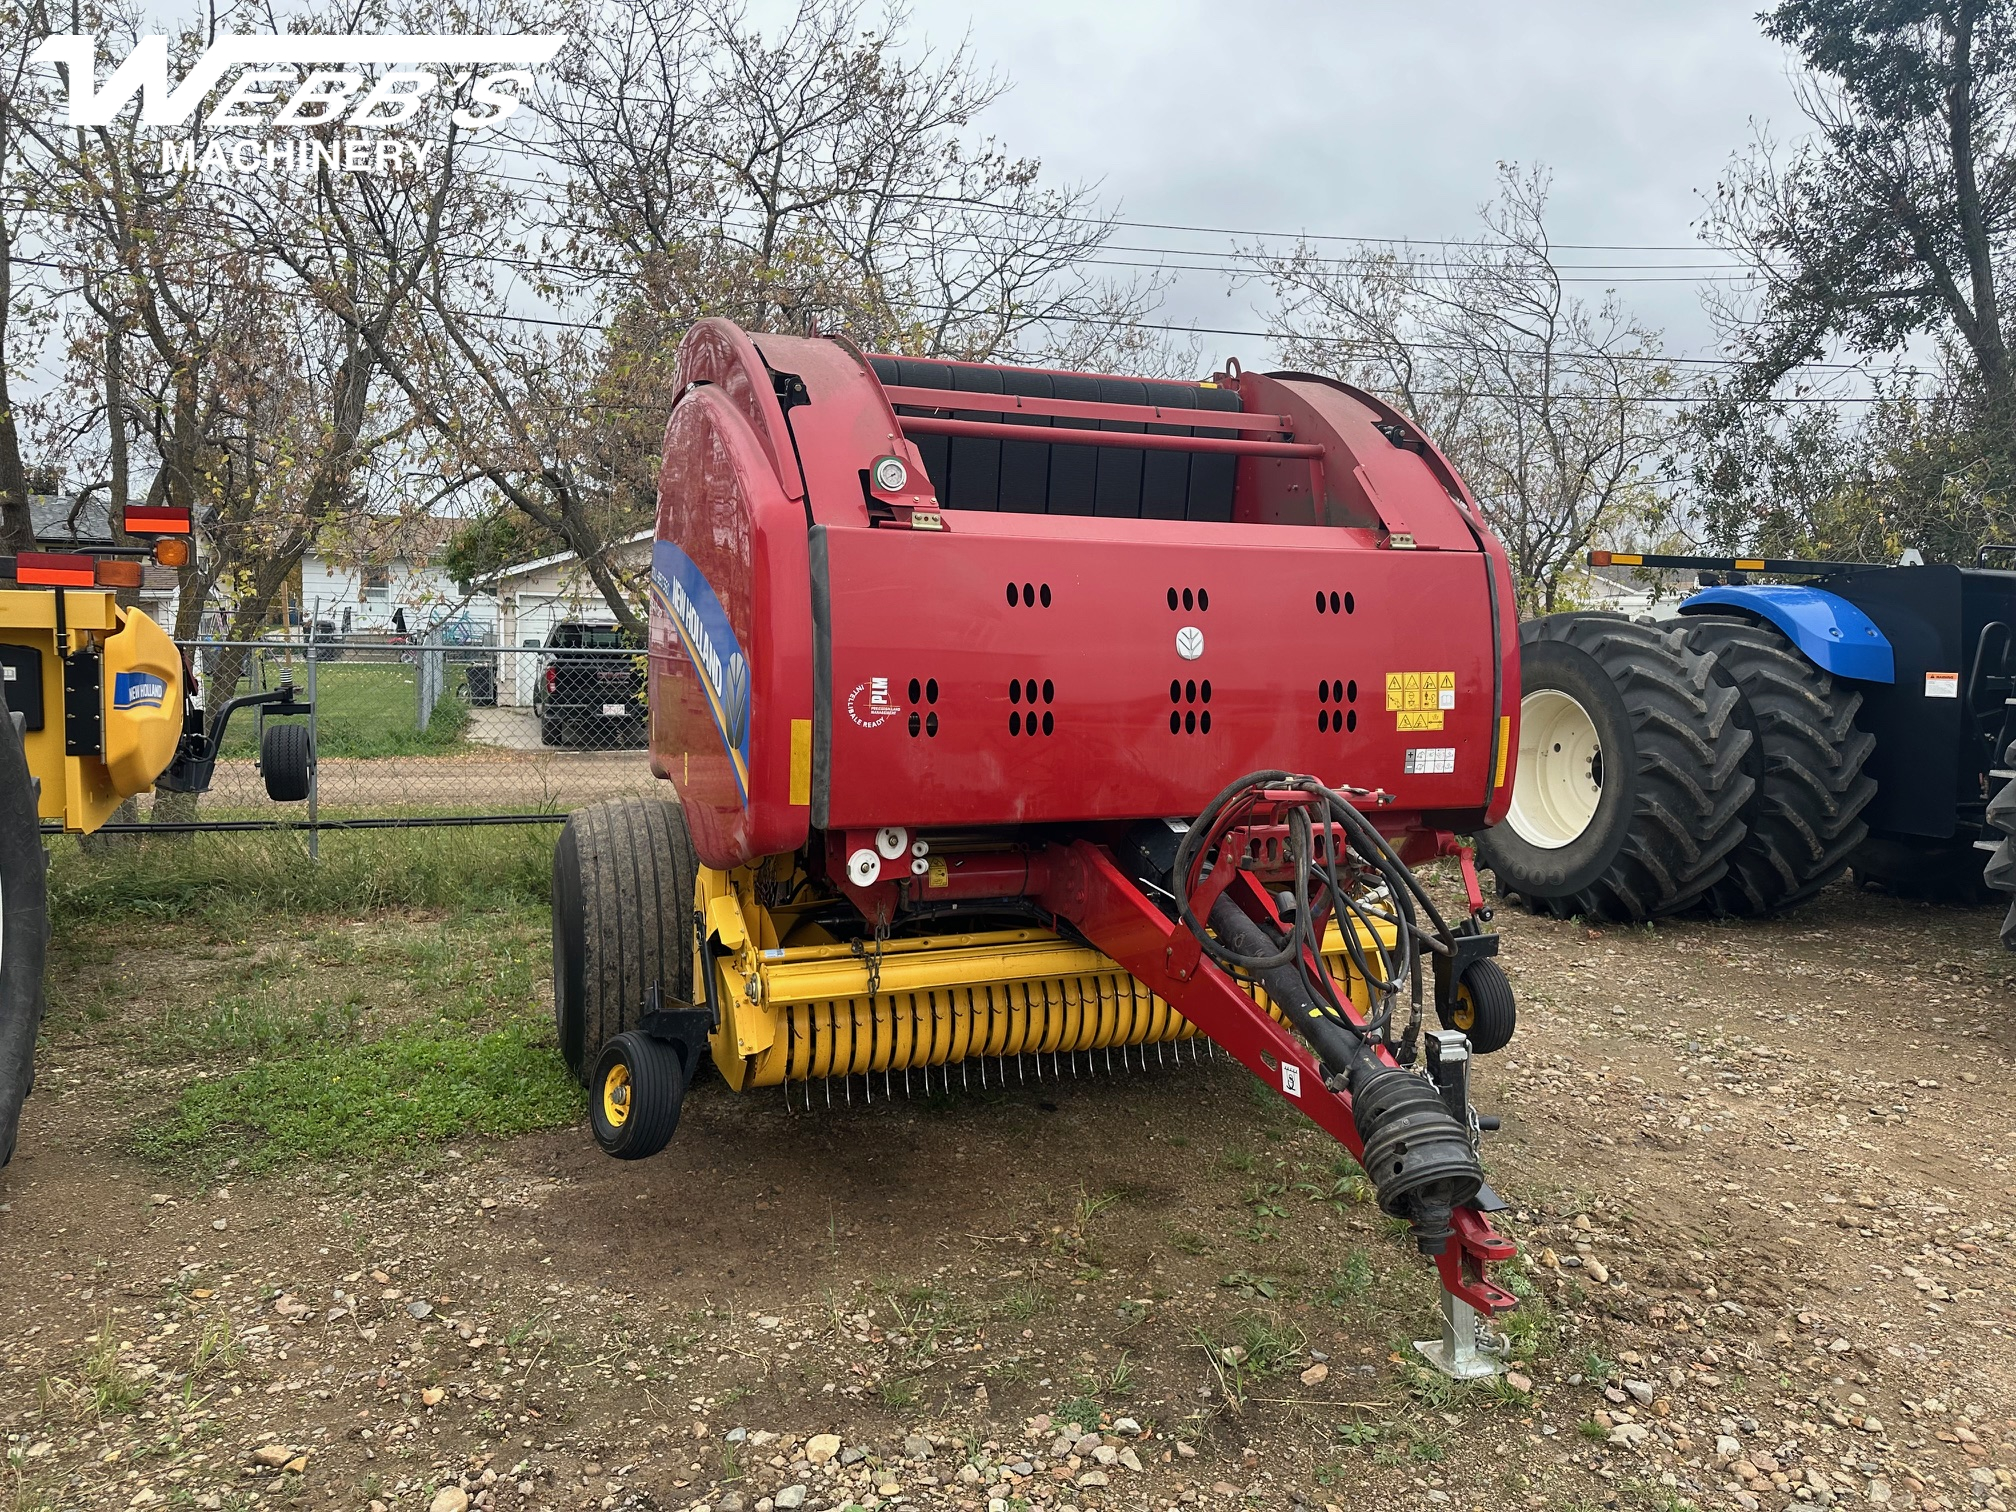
[1316,677,1358,734]
[1168,676,1213,735]
[906,676,940,738]
[1007,677,1056,736]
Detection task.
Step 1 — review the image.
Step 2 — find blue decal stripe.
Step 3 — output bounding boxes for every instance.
[649,549,753,802]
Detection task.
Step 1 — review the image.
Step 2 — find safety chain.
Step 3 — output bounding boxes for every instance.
[851,917,891,1000]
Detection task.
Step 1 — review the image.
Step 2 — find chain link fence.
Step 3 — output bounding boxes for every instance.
[100,636,663,833]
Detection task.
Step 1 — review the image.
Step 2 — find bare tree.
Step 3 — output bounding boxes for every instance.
[1250,164,1680,614]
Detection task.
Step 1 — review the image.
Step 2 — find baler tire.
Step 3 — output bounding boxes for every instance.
[551,796,696,1085]
[1679,615,1876,916]
[539,715,562,748]
[588,1030,685,1159]
[1444,958,1516,1054]
[259,721,315,803]
[0,687,48,1169]
[1476,614,1754,922]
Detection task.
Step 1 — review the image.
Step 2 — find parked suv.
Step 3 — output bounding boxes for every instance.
[535,621,646,748]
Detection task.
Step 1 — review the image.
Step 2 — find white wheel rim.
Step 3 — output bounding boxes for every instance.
[1506,688,1604,849]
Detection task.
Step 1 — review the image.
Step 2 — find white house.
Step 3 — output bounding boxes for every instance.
[298,515,497,640]
[490,530,651,706]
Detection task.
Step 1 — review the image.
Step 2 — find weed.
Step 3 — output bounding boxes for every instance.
[1334,1420,1381,1448]
[1219,1270,1280,1301]
[1242,1179,1290,1220]
[1074,1189,1119,1227]
[1578,1417,1611,1442]
[1500,1297,1558,1362]
[1050,1394,1101,1432]
[999,1283,1048,1321]
[1221,1145,1257,1174]
[190,1312,243,1376]
[1169,1229,1211,1257]
[1580,1350,1616,1383]
[1408,1438,1446,1464]
[880,1376,923,1410]
[82,1320,146,1416]
[1103,1353,1135,1399]
[719,1442,744,1482]
[1405,1366,1460,1412]
[1319,1250,1374,1306]
[1234,1313,1303,1376]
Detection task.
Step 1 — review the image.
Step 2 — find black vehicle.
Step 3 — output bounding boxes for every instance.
[534,621,646,748]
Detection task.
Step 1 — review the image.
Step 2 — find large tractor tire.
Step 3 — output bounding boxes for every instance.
[1476,614,1754,921]
[1678,615,1877,915]
[0,686,48,1168]
[551,796,696,1085]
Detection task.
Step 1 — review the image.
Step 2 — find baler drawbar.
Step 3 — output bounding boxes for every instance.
[551,321,1527,1373]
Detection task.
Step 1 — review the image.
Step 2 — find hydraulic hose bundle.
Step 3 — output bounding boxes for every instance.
[1167,772,1484,1254]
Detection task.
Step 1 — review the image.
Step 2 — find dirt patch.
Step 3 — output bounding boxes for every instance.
[3,882,2014,1512]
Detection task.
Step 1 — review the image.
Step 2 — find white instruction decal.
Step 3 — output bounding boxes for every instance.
[1925,671,1959,698]
[1403,747,1457,775]
[1282,1063,1302,1098]
[1438,688,1456,710]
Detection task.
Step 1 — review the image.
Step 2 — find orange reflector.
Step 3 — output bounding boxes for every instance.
[1734,558,1765,571]
[152,536,191,568]
[16,553,96,587]
[95,558,144,588]
[125,505,192,535]
[1588,550,1613,566]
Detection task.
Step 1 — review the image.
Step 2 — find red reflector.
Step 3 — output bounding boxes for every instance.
[95,558,144,588]
[125,505,192,535]
[17,553,97,587]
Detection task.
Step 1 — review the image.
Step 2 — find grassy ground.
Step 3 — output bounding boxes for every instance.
[216,659,472,759]
[42,826,570,1177]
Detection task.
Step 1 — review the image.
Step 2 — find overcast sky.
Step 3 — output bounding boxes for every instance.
[787,0,1812,368]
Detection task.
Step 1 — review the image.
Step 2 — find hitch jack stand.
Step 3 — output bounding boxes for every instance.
[1417,1287,1506,1380]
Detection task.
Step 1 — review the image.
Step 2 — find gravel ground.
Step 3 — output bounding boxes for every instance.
[3,878,2014,1512]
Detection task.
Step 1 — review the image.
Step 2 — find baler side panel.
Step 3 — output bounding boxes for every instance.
[652,387,814,870]
[673,319,806,503]
[818,516,1501,830]
[745,332,932,529]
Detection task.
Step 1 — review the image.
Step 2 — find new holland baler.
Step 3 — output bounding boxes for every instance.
[551,319,1528,1370]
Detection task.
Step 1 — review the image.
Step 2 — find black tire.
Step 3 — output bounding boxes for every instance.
[1476,614,1754,921]
[259,721,314,803]
[588,1030,686,1159]
[1442,957,1516,1054]
[551,797,696,1085]
[539,715,563,748]
[0,685,48,1169]
[1678,615,1877,915]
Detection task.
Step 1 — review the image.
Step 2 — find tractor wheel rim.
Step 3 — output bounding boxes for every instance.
[602,1063,632,1128]
[1506,688,1604,850]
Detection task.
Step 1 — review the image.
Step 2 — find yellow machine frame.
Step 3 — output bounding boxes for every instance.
[0,590,184,834]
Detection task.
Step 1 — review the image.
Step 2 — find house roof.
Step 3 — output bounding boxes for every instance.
[31,494,114,545]
[493,529,653,583]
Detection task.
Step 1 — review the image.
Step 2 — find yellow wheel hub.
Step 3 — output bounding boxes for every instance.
[1452,984,1477,1032]
[602,1063,632,1127]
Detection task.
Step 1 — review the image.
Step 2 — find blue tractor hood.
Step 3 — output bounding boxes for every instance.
[1680,584,1895,683]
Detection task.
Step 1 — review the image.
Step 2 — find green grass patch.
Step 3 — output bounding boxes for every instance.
[47,824,550,931]
[130,1015,579,1175]
[216,660,472,758]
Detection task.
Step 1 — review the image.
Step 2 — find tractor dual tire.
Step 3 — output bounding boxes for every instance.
[551,796,697,1085]
[1679,615,1877,916]
[0,686,48,1169]
[1476,614,1754,922]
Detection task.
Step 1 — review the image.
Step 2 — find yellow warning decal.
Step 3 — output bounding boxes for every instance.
[1397,709,1445,731]
[1387,671,1457,718]
[789,718,813,805]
